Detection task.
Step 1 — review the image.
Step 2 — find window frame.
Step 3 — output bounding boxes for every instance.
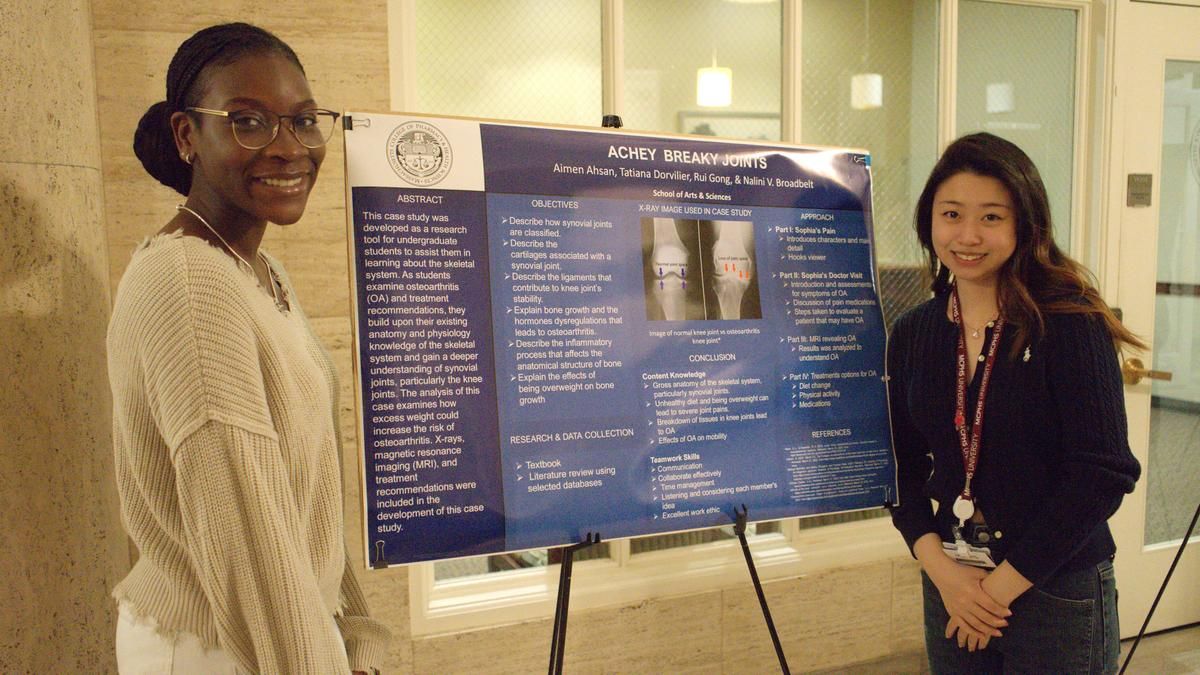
[942,0,1094,260]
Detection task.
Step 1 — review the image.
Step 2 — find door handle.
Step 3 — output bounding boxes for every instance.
[1121,357,1173,385]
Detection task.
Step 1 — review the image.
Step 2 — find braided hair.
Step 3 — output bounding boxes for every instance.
[133,23,305,195]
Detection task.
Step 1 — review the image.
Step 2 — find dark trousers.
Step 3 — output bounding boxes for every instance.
[921,560,1120,674]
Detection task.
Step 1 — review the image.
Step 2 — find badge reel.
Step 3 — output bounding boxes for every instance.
[953,494,975,524]
[943,496,996,569]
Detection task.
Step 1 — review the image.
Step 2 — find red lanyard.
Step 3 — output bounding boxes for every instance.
[950,287,1004,515]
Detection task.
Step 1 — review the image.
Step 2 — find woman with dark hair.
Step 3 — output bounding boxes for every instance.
[108,23,388,673]
[888,132,1141,673]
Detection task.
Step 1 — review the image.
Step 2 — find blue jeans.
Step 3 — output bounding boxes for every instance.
[921,560,1120,674]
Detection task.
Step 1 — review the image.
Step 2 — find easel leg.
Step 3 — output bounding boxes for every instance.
[548,532,601,675]
[734,505,791,674]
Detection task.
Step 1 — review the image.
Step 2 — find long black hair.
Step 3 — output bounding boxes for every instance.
[132,23,304,195]
[914,132,1144,354]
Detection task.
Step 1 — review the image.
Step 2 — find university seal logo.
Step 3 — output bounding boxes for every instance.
[387,121,452,186]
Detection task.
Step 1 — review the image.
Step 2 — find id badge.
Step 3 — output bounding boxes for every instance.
[942,540,997,569]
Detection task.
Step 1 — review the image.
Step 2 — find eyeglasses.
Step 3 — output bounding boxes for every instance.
[186,107,340,150]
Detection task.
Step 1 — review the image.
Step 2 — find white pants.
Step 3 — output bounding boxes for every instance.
[115,602,239,674]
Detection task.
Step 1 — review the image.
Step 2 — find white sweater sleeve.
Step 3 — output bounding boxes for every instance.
[336,555,392,671]
[173,422,351,674]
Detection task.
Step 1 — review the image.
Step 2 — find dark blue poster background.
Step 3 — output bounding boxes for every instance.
[346,116,896,566]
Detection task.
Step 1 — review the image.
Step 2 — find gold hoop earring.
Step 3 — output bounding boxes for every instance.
[180,152,193,165]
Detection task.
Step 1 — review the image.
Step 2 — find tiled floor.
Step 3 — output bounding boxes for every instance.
[1120,622,1200,675]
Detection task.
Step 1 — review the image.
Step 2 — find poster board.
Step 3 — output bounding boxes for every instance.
[343,112,897,567]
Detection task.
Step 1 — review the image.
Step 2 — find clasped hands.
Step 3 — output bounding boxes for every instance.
[917,534,1032,653]
[931,561,1011,652]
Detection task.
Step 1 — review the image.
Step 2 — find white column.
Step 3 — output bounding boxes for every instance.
[0,1,128,671]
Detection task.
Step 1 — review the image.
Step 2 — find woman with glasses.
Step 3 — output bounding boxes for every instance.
[108,23,388,673]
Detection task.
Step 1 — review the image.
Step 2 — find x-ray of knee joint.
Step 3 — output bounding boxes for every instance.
[648,217,694,320]
[642,217,761,321]
[709,220,757,320]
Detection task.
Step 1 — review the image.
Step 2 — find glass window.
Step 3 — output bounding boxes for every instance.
[1146,60,1200,546]
[622,0,784,554]
[629,520,781,554]
[434,543,610,581]
[414,0,602,126]
[787,0,941,531]
[801,0,939,327]
[956,0,1078,247]
[623,0,781,140]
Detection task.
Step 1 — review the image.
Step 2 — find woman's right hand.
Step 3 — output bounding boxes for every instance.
[914,534,1011,639]
[929,557,1010,637]
[945,614,992,652]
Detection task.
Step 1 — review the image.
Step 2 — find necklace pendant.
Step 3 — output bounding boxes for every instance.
[970,328,981,338]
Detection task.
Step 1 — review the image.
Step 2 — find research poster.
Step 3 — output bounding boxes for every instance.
[343,112,897,566]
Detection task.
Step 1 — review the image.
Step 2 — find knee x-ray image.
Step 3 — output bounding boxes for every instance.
[641,217,761,321]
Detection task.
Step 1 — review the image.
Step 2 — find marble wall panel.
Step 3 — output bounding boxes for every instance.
[721,561,894,672]
[1,2,126,672]
[93,22,388,315]
[414,615,551,674]
[0,164,125,670]
[415,594,717,673]
[90,3,387,35]
[415,592,723,674]
[0,2,101,166]
[565,593,725,673]
[891,557,926,655]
